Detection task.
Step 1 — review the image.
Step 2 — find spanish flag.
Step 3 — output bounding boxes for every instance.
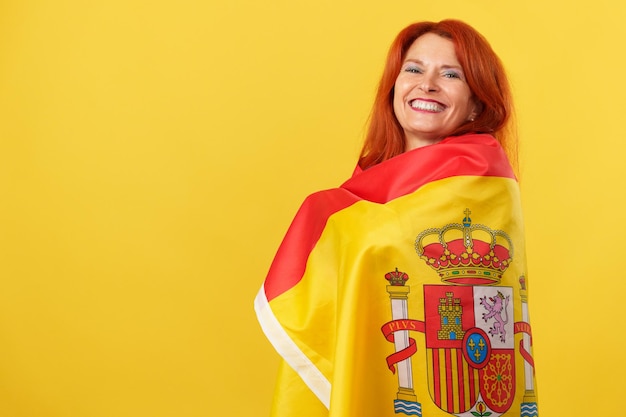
[255,134,539,417]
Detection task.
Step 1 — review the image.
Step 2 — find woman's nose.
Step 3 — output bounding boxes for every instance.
[419,73,439,92]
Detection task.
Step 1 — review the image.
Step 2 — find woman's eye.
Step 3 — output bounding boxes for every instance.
[443,71,461,79]
[405,66,422,74]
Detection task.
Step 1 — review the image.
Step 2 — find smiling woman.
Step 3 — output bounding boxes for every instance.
[393,33,480,150]
[255,19,539,417]
[360,20,515,170]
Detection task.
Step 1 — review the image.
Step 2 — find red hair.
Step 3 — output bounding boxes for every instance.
[359,20,517,170]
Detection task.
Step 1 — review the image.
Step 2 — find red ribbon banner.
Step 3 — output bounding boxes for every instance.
[514,321,534,370]
[381,319,425,374]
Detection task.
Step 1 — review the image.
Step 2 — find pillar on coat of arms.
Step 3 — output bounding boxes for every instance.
[519,276,538,417]
[386,283,417,402]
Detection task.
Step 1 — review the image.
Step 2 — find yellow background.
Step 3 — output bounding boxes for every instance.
[0,1,622,416]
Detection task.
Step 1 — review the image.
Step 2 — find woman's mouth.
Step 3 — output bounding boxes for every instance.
[410,99,445,112]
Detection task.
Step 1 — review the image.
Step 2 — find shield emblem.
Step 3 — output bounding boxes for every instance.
[423,285,515,414]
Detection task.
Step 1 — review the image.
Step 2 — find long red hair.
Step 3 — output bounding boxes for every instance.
[358,20,517,170]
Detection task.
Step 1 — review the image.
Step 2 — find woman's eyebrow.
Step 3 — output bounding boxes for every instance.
[402,58,463,71]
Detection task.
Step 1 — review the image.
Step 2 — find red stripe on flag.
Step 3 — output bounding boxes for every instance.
[263,189,358,301]
[446,348,454,411]
[469,366,477,405]
[263,134,516,301]
[342,134,516,204]
[433,348,441,407]
[456,349,465,412]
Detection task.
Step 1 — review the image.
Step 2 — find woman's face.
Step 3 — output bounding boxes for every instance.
[393,33,479,151]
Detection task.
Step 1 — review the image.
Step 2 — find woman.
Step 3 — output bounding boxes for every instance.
[255,20,539,417]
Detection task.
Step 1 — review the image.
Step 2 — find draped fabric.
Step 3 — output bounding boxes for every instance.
[255,134,539,417]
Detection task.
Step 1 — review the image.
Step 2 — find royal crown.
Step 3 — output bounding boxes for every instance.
[385,267,409,286]
[414,209,513,285]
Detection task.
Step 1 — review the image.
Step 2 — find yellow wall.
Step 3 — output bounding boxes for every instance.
[0,1,623,415]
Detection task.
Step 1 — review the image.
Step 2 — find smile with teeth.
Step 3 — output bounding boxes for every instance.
[410,99,445,112]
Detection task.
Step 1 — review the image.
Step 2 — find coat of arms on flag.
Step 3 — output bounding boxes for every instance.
[381,209,539,417]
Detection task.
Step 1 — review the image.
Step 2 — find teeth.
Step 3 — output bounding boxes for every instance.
[410,100,444,112]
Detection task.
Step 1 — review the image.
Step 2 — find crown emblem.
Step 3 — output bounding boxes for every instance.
[414,209,513,285]
[385,267,409,286]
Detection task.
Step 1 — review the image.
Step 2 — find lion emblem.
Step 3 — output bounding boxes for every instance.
[480,291,510,343]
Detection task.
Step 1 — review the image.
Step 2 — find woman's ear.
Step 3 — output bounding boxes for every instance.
[468,99,483,121]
